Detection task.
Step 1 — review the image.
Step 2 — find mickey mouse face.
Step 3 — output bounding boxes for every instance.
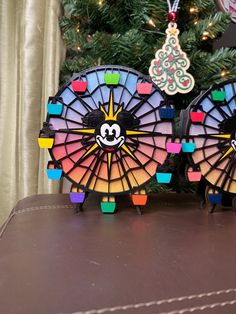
[95,121,125,152]
[83,108,140,152]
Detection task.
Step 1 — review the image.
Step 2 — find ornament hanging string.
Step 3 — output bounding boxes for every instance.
[167,0,181,13]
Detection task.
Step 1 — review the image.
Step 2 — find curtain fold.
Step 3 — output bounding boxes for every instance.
[0,0,65,224]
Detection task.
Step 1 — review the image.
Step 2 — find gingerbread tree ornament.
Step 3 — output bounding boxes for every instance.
[149,23,195,95]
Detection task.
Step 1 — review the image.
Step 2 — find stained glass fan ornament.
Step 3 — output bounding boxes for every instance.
[38,66,174,214]
[180,79,236,212]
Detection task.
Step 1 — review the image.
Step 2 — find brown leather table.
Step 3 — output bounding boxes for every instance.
[0,193,236,314]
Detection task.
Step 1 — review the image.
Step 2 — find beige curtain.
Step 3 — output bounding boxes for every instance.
[0,0,65,225]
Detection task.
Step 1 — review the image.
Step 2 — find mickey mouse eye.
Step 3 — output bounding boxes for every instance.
[117,111,140,129]
[100,123,110,137]
[100,123,121,138]
[110,124,121,138]
[83,110,105,127]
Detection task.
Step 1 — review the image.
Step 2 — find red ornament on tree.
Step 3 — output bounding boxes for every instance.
[167,11,178,22]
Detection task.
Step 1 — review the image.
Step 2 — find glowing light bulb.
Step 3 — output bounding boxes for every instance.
[98,0,103,6]
[87,34,92,43]
[190,6,199,13]
[203,31,209,36]
[220,69,230,77]
[208,22,213,27]
[148,18,156,27]
[77,45,81,51]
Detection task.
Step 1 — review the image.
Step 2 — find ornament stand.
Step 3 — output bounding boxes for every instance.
[74,192,89,213]
[135,206,142,215]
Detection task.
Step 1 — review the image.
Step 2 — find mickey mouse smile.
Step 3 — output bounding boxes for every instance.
[95,121,125,152]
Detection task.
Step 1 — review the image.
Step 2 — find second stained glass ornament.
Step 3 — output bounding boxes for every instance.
[149,0,195,95]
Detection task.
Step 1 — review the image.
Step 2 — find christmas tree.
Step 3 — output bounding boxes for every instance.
[60,0,236,108]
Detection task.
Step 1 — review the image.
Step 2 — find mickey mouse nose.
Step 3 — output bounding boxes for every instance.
[106,135,115,142]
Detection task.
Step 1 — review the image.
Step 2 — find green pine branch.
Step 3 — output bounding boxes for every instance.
[191,48,236,88]
[180,12,231,52]
[60,0,236,100]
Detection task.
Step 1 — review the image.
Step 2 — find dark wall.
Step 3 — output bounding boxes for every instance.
[215,23,236,48]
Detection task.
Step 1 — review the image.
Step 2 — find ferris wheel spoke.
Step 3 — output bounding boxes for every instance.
[106,152,113,181]
[65,143,99,176]
[121,143,154,171]
[114,153,126,191]
[118,70,130,105]
[136,106,161,120]
[191,133,231,139]
[69,88,97,112]
[57,128,95,135]
[63,100,87,117]
[200,156,225,180]
[194,141,229,152]
[223,92,236,115]
[197,104,223,124]
[121,146,153,178]
[85,151,106,191]
[198,145,234,179]
[116,152,134,191]
[219,146,234,161]
[202,110,222,124]
[129,136,168,152]
[201,124,224,133]
[124,87,140,110]
[56,141,96,162]
[136,120,168,130]
[128,91,155,114]
[77,151,101,187]
[217,155,236,192]
[53,138,83,147]
[58,116,84,127]
[95,71,105,105]
[196,148,223,167]
[120,151,140,186]
[205,153,235,192]
[206,95,230,119]
[126,129,162,137]
[129,143,159,166]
